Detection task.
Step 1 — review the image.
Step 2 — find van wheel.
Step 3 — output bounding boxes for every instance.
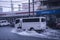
[29,27,35,31]
[35,30,44,33]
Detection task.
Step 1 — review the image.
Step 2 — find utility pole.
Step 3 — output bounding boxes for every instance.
[28,0,30,16]
[18,4,21,11]
[11,0,14,12]
[11,0,14,26]
[32,0,34,16]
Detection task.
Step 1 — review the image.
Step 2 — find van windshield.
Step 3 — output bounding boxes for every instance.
[15,19,20,24]
[23,18,39,22]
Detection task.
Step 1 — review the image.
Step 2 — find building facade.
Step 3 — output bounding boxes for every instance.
[36,0,60,29]
[38,0,60,10]
[22,2,40,11]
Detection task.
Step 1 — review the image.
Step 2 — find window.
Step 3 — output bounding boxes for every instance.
[57,18,60,23]
[23,18,39,22]
[41,1,48,6]
[41,18,46,22]
[50,2,60,6]
[15,19,20,24]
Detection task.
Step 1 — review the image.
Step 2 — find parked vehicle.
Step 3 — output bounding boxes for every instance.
[56,18,60,29]
[15,17,47,33]
[0,20,10,26]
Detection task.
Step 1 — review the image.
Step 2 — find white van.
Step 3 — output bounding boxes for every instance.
[15,17,47,32]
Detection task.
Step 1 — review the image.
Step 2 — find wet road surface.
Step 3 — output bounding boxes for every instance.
[0,26,60,40]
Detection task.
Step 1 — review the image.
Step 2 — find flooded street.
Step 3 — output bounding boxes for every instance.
[12,27,60,40]
[0,26,60,40]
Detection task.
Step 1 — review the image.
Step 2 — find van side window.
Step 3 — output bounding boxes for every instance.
[23,18,39,22]
[15,19,20,24]
[41,18,46,22]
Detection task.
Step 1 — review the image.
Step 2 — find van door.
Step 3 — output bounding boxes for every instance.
[40,18,46,29]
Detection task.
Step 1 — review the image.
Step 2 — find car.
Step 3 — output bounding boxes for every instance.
[0,20,10,27]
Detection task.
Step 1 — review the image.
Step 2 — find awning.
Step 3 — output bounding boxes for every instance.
[36,9,60,15]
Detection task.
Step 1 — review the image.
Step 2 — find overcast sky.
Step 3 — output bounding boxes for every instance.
[0,0,32,12]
